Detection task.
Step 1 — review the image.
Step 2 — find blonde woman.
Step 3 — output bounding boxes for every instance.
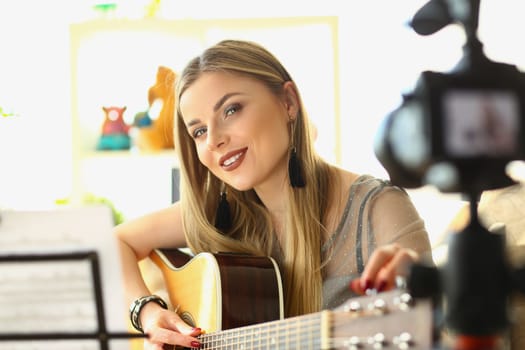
[116,39,433,349]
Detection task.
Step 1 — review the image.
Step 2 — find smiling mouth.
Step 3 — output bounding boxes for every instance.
[223,153,242,166]
[220,148,247,169]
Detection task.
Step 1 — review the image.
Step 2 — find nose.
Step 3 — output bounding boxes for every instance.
[206,125,227,151]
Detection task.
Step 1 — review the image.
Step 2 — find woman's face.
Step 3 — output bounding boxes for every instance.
[179,71,296,192]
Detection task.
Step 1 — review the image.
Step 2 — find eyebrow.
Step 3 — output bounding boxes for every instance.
[186,92,243,128]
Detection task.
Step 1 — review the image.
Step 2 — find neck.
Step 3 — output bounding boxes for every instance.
[254,169,289,214]
[198,312,326,350]
[254,172,289,238]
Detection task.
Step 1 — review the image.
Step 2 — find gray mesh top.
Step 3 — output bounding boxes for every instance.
[319,174,432,310]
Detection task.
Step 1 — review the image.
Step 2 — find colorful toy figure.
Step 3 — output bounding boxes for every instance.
[132,66,176,151]
[97,106,131,150]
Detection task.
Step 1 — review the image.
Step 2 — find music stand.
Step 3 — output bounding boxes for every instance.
[0,251,145,350]
[0,206,146,350]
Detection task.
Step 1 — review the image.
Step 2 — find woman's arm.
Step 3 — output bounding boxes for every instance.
[351,186,433,294]
[115,203,203,349]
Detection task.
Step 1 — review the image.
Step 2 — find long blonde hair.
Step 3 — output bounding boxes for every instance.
[174,39,335,317]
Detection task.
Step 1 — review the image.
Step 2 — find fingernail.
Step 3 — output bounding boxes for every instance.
[190,341,201,348]
[377,280,387,292]
[361,279,373,291]
[349,279,360,292]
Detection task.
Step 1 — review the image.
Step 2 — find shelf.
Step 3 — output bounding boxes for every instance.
[69,16,338,221]
[83,149,178,161]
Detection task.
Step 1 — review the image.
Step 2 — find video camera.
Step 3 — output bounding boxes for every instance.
[374,0,525,195]
[374,0,525,346]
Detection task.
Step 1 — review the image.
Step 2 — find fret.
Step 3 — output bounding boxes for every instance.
[200,312,323,350]
[320,310,330,350]
[249,325,253,350]
[190,294,429,349]
[284,322,290,350]
[201,298,432,350]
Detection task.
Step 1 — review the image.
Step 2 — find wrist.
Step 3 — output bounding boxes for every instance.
[129,294,168,333]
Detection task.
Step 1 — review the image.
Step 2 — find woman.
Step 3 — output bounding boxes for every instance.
[116,39,433,349]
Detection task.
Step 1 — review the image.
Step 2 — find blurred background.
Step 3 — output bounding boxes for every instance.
[1,0,524,249]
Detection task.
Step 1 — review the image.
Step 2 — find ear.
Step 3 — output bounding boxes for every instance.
[282,81,300,120]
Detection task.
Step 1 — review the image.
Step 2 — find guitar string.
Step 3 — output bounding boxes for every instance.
[196,312,380,349]
[195,307,396,349]
[198,314,322,349]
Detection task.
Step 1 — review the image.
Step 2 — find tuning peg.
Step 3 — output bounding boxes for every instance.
[368,332,387,349]
[344,300,363,313]
[367,298,389,315]
[393,332,414,349]
[343,336,363,350]
[394,292,415,311]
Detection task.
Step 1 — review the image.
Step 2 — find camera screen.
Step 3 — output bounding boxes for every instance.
[443,89,520,157]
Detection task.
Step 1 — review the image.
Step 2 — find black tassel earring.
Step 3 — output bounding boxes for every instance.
[215,183,232,231]
[289,147,306,187]
[288,120,306,188]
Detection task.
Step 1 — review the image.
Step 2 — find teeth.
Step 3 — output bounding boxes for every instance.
[223,152,242,166]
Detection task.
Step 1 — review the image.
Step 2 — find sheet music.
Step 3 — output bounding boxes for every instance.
[0,260,96,332]
[0,206,131,350]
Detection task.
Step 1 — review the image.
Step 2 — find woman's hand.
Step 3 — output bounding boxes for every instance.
[141,303,203,350]
[350,243,419,295]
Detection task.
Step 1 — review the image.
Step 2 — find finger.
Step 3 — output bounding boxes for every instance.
[349,278,365,295]
[144,340,167,350]
[189,327,204,336]
[148,326,201,349]
[360,244,401,289]
[374,249,419,292]
[165,314,203,336]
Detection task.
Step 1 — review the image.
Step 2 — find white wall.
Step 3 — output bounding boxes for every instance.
[0,1,76,208]
[2,0,524,243]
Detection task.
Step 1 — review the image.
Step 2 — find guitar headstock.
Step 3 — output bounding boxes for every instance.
[330,289,433,349]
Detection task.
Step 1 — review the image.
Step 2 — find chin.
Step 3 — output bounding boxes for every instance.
[229,184,252,192]
[226,181,254,192]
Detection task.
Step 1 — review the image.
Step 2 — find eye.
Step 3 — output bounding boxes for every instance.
[224,103,241,117]
[191,126,207,139]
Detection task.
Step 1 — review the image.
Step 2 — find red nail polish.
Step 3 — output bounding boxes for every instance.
[349,279,360,292]
[377,280,387,292]
[191,341,201,348]
[362,279,373,291]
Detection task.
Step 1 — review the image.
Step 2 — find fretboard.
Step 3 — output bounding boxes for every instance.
[198,311,325,350]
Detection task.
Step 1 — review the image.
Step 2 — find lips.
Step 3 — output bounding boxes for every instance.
[219,148,247,171]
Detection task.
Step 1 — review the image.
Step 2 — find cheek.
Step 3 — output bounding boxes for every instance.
[254,123,290,164]
[255,109,288,137]
[195,143,213,167]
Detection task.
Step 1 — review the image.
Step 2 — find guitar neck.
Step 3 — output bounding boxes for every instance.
[198,311,326,349]
[150,250,433,349]
[196,289,432,349]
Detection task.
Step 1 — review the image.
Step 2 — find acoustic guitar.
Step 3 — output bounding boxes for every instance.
[149,248,433,349]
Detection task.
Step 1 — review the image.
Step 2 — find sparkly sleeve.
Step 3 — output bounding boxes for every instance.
[365,185,433,264]
[321,176,433,310]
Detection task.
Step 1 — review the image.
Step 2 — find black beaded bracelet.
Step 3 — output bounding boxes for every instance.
[129,294,168,333]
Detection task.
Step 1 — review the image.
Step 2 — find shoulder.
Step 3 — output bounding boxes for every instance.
[347,173,405,197]
[328,169,410,215]
[341,173,416,221]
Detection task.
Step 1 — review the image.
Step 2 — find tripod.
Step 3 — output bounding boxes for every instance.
[409,191,525,349]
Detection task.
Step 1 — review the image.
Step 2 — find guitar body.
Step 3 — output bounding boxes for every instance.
[149,249,284,332]
[150,249,434,349]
